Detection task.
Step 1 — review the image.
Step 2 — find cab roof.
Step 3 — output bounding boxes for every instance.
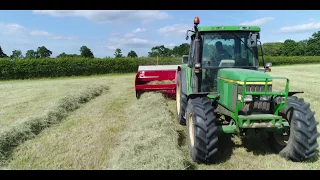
[198,26,261,32]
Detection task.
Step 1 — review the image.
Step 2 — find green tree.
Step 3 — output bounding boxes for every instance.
[306,31,320,56]
[127,50,138,58]
[37,46,52,58]
[261,42,283,56]
[114,48,123,58]
[10,50,24,59]
[0,46,8,58]
[57,52,67,58]
[280,39,299,56]
[171,43,190,56]
[148,45,172,57]
[80,46,94,58]
[297,40,308,56]
[25,50,39,59]
[57,52,80,58]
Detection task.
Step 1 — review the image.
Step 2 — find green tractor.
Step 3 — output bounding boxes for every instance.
[176,17,319,163]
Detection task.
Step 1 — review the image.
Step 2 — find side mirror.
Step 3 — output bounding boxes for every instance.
[249,32,260,47]
[265,62,272,72]
[182,55,189,64]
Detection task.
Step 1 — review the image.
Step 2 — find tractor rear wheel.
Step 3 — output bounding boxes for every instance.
[268,96,320,161]
[176,72,187,125]
[186,97,219,163]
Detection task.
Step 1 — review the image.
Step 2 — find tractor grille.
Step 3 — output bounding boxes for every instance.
[238,85,272,94]
[237,85,272,115]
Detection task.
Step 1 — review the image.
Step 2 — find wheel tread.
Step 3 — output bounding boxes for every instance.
[274,96,319,161]
[186,97,219,163]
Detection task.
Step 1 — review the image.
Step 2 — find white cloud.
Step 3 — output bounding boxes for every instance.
[122,28,147,38]
[165,43,176,48]
[239,17,274,26]
[158,24,191,36]
[33,10,169,24]
[1,23,29,36]
[51,36,77,40]
[105,45,118,51]
[0,22,76,40]
[124,33,135,38]
[308,18,315,22]
[132,28,147,33]
[111,32,120,36]
[29,30,52,36]
[105,37,156,50]
[279,22,320,33]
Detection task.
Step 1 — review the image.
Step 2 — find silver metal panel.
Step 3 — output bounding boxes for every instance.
[138,65,180,71]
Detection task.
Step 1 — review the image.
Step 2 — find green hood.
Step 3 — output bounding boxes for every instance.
[218,68,271,82]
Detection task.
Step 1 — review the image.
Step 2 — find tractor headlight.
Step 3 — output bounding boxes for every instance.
[238,94,253,102]
[274,96,285,104]
[260,95,270,101]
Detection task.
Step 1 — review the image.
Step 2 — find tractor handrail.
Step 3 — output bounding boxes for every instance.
[234,76,290,123]
[242,76,289,96]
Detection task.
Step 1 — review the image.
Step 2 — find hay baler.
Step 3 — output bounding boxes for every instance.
[134,56,189,99]
[176,17,319,163]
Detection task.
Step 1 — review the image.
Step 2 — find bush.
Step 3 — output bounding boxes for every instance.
[0,56,320,80]
[258,56,320,66]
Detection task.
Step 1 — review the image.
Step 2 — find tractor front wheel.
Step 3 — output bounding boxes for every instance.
[186,97,219,163]
[268,96,320,161]
[176,72,187,125]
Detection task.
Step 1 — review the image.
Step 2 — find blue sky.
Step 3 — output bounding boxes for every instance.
[1,10,320,58]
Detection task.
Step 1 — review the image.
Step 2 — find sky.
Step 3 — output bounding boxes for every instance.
[1,10,320,58]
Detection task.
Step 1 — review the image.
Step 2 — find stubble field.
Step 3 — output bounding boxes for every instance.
[0,65,319,170]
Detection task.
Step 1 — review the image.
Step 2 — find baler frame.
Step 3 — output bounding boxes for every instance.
[134,65,178,99]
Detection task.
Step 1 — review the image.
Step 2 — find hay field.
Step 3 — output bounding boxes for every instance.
[1,65,319,170]
[0,77,109,131]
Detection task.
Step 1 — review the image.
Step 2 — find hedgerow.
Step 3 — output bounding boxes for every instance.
[0,56,319,80]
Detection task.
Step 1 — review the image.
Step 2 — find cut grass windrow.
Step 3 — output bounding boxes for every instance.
[0,85,108,166]
[104,92,191,170]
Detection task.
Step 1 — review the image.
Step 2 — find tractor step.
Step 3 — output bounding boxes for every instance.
[238,114,282,120]
[238,114,283,128]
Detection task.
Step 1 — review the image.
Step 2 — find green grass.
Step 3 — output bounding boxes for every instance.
[104,92,188,170]
[0,76,114,131]
[0,78,109,166]
[3,77,189,169]
[2,75,132,169]
[0,65,319,170]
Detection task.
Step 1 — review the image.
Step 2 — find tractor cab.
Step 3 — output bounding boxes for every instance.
[185,17,271,93]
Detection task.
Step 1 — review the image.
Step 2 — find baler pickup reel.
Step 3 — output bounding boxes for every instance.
[134,65,179,99]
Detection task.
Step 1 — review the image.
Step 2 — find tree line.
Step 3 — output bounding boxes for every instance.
[1,31,320,60]
[257,31,320,56]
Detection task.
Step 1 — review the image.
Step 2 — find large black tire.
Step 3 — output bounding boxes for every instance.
[176,72,187,125]
[186,97,219,163]
[268,96,320,161]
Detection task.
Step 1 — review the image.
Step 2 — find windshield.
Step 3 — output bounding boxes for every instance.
[201,32,258,68]
[200,31,259,93]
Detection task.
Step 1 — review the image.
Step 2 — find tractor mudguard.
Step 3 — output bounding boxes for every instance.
[288,91,304,96]
[178,66,187,95]
[187,92,209,100]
